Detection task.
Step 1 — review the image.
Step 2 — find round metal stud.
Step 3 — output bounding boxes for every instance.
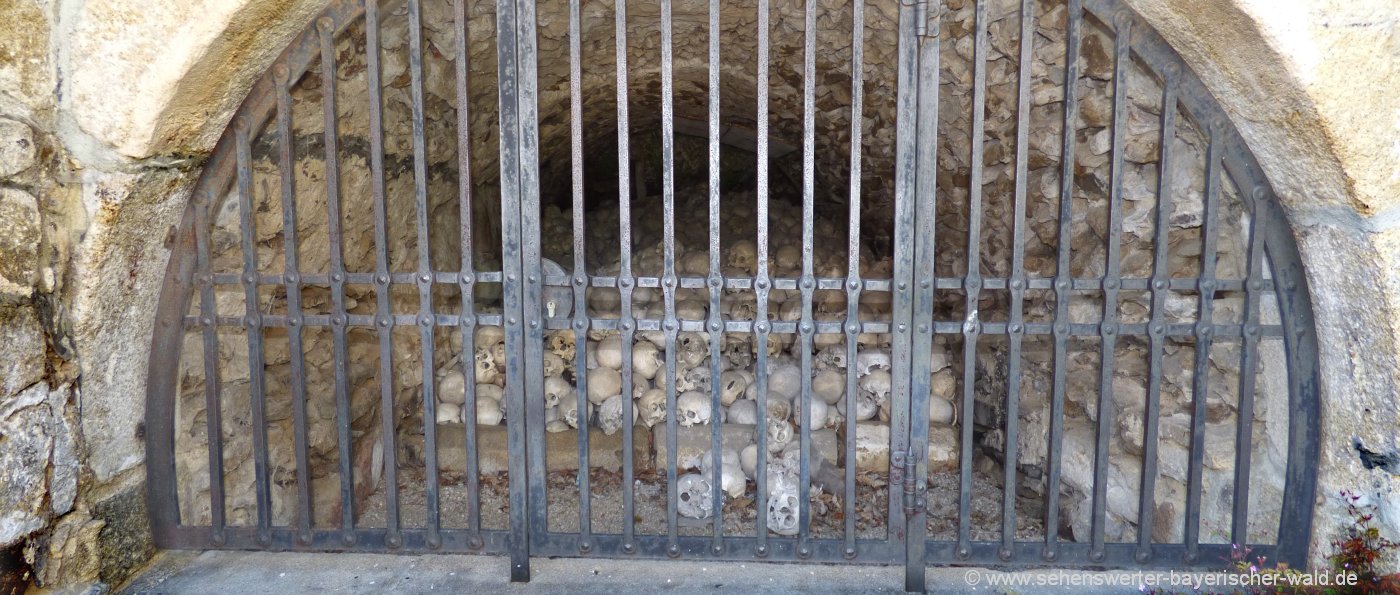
[957,546,971,559]
[847,279,860,290]
[802,278,814,289]
[469,536,484,550]
[1091,549,1105,563]
[1010,279,1024,290]
[245,316,260,329]
[1153,279,1168,291]
[999,547,1013,561]
[211,530,226,546]
[580,541,592,553]
[1104,279,1119,290]
[243,272,256,284]
[333,315,347,327]
[342,532,357,546]
[664,320,677,331]
[1252,279,1266,292]
[1253,186,1269,202]
[297,531,312,546]
[664,276,676,288]
[755,321,770,333]
[1055,279,1070,292]
[378,316,391,328]
[897,281,908,291]
[918,323,929,333]
[1196,323,1212,338]
[1164,62,1181,79]
[1247,325,1260,337]
[420,273,432,284]
[508,317,518,325]
[332,273,344,283]
[1043,548,1058,562]
[1102,323,1116,336]
[1151,323,1165,336]
[618,277,631,289]
[387,534,403,549]
[575,275,587,286]
[530,320,541,329]
[201,317,213,327]
[800,322,814,334]
[846,322,860,334]
[966,278,980,291]
[709,276,723,288]
[316,16,334,32]
[507,274,518,283]
[273,64,291,84]
[528,275,538,284]
[667,544,681,558]
[574,319,588,331]
[920,279,930,289]
[1009,323,1023,335]
[1185,551,1199,564]
[897,323,907,333]
[1200,280,1215,293]
[712,545,724,555]
[622,542,636,554]
[1136,549,1151,564]
[1055,323,1069,336]
[756,279,769,290]
[755,545,769,557]
[844,547,858,560]
[798,546,811,559]
[376,274,390,285]
[620,320,632,332]
[420,316,433,327]
[709,320,722,332]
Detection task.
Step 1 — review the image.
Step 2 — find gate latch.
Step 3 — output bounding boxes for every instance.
[891,445,927,516]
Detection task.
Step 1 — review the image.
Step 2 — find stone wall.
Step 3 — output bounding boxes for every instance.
[0,0,1397,591]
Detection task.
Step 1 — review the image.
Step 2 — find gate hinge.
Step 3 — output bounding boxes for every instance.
[914,0,939,38]
[892,445,928,516]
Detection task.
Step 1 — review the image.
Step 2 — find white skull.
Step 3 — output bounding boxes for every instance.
[588,288,622,313]
[727,239,758,274]
[597,394,635,436]
[542,352,566,378]
[595,335,624,370]
[632,371,652,399]
[728,398,757,425]
[676,332,710,368]
[702,448,746,499]
[435,401,462,425]
[637,388,668,428]
[719,371,748,406]
[764,418,793,453]
[543,375,571,409]
[587,366,623,405]
[560,396,589,429]
[855,350,892,377]
[815,346,848,370]
[751,334,783,360]
[632,341,663,380]
[767,363,801,400]
[437,368,468,405]
[722,334,753,368]
[765,397,792,425]
[726,296,758,321]
[677,473,715,519]
[930,395,957,426]
[677,391,712,427]
[740,443,759,480]
[931,368,957,400]
[824,404,844,428]
[474,350,499,384]
[490,342,507,370]
[766,486,801,536]
[858,369,893,407]
[772,244,801,275]
[546,330,577,364]
[798,397,828,429]
[676,300,707,321]
[476,395,503,426]
[812,369,845,405]
[475,326,505,349]
[676,364,711,394]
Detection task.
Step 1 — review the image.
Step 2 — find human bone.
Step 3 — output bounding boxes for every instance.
[812,369,845,405]
[586,366,623,405]
[702,447,747,499]
[765,418,794,453]
[545,330,577,364]
[632,341,662,379]
[740,443,759,480]
[930,396,957,426]
[800,397,829,429]
[489,342,507,369]
[855,350,892,377]
[815,346,848,370]
[596,335,624,370]
[677,391,712,427]
[560,396,589,429]
[676,364,711,394]
[637,388,668,428]
[766,485,801,536]
[765,396,792,424]
[859,369,893,408]
[475,326,505,348]
[541,352,566,378]
[543,375,571,409]
[437,367,468,405]
[435,401,462,425]
[675,332,710,368]
[767,363,802,399]
[728,398,758,425]
[474,352,499,384]
[727,239,758,273]
[719,371,748,406]
[677,473,715,519]
[476,383,504,403]
[597,394,635,436]
[676,299,707,320]
[631,371,651,399]
[772,244,801,274]
[476,395,503,426]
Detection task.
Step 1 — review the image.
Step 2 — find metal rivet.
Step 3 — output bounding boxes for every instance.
[847,279,860,290]
[1103,324,1116,336]
[421,316,434,327]
[1104,279,1119,290]
[798,547,811,559]
[712,545,723,555]
[273,65,290,83]
[201,317,213,327]
[1251,280,1266,292]
[579,541,592,553]
[1055,323,1069,335]
[1197,323,1212,338]
[957,546,971,559]
[918,324,929,333]
[1091,550,1105,562]
[374,274,389,285]
[575,276,587,286]
[529,320,539,329]
[1153,280,1168,290]
[1055,279,1070,291]
[709,277,723,288]
[999,547,1013,561]
[378,317,391,327]
[622,542,636,554]
[966,279,980,291]
[574,319,588,330]
[420,273,432,284]
[211,530,226,546]
[1043,548,1058,562]
[897,323,907,333]
[667,544,681,558]
[1253,186,1268,201]
[898,281,908,291]
[1010,279,1024,290]
[1247,325,1260,336]
[1151,323,1164,335]
[332,273,344,283]
[1200,280,1215,292]
[528,275,538,284]
[342,532,356,546]
[709,321,722,332]
[620,321,632,331]
[387,534,402,549]
[1165,63,1181,78]
[469,536,484,550]
[756,280,769,290]
[664,321,677,331]
[1010,323,1022,334]
[755,545,768,557]
[284,274,298,285]
[508,317,518,325]
[755,322,770,333]
[202,274,214,284]
[800,322,814,334]
[245,316,260,329]
[1136,550,1151,564]
[618,278,630,288]
[664,277,676,288]
[846,323,860,334]
[317,16,334,32]
[802,279,814,289]
[507,274,518,283]
[1185,551,1198,564]
[844,547,857,560]
[333,315,346,326]
[243,273,256,284]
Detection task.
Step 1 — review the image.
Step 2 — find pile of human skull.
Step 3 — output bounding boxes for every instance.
[425,189,960,533]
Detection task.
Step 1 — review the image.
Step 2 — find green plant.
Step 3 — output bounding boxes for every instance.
[1327,490,1400,594]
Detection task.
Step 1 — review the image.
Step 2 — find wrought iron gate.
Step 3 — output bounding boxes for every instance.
[145,0,1321,591]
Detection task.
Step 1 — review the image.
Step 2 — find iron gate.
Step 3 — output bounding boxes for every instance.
[145,0,1321,591]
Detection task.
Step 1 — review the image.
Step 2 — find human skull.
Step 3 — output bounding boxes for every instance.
[703,448,746,499]
[766,486,801,536]
[677,391,712,427]
[765,397,792,425]
[586,366,623,405]
[722,333,753,368]
[560,395,589,429]
[546,330,577,364]
[490,342,507,370]
[637,388,667,428]
[815,346,848,371]
[719,371,748,406]
[676,364,711,394]
[824,404,844,428]
[728,398,757,425]
[855,350,892,377]
[437,368,468,405]
[751,334,783,360]
[681,251,710,276]
[772,244,801,275]
[740,443,759,480]
[676,332,710,368]
[475,326,505,349]
[435,401,462,425]
[476,395,504,426]
[726,296,758,321]
[474,350,499,384]
[799,397,828,429]
[597,394,634,436]
[930,395,957,426]
[727,239,758,274]
[632,372,652,399]
[764,418,794,453]
[596,336,624,370]
[632,341,663,380]
[542,352,566,378]
[812,369,845,405]
[858,369,893,407]
[676,299,707,321]
[767,363,801,400]
[543,375,571,409]
[677,473,715,519]
[588,288,622,312]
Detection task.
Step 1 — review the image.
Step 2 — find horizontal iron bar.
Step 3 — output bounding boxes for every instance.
[924,541,1277,569]
[159,525,511,553]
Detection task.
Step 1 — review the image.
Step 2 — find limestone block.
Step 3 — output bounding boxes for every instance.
[0,188,39,297]
[32,512,105,587]
[0,383,53,547]
[0,306,45,399]
[0,118,36,178]
[0,0,53,114]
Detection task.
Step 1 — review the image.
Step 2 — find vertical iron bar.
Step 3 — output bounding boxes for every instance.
[365,0,401,550]
[956,0,988,559]
[318,19,356,545]
[614,0,638,554]
[494,0,531,579]
[906,0,940,581]
[274,67,313,545]
[795,0,817,558]
[567,0,591,549]
[1185,125,1222,562]
[1089,14,1130,562]
[660,0,681,557]
[1043,0,1081,564]
[234,118,273,546]
[515,0,547,557]
[706,0,725,552]
[195,195,226,546]
[753,0,772,551]
[843,0,864,559]
[453,0,483,542]
[1232,187,1264,546]
[1000,0,1034,562]
[1138,64,1178,563]
[406,0,442,548]
[891,0,919,585]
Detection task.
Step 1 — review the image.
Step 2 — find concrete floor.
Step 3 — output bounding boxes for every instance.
[118,550,1151,594]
